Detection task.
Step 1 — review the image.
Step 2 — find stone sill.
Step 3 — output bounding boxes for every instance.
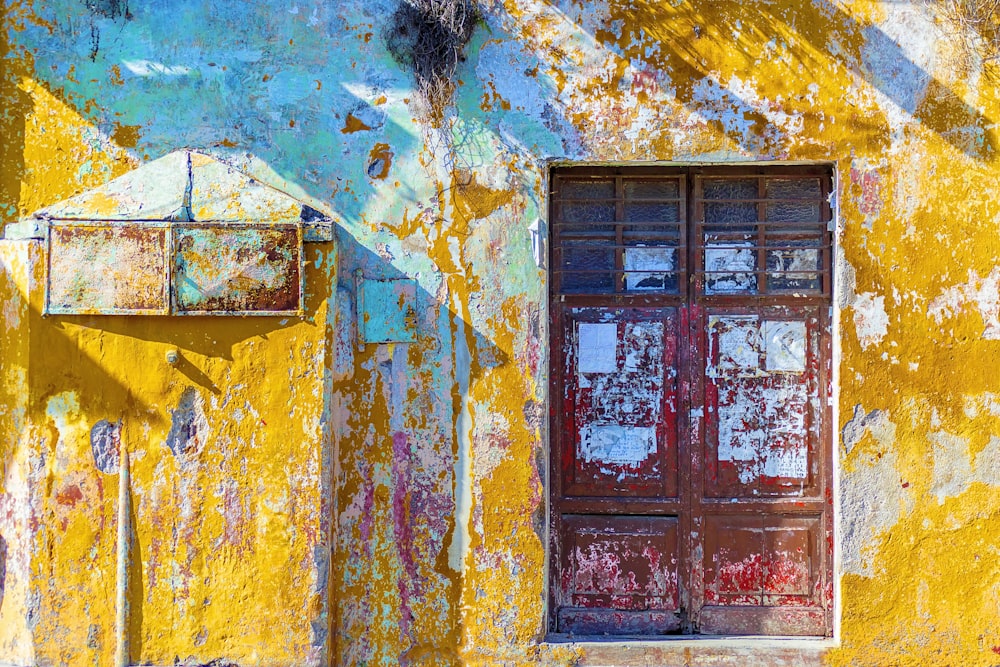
[543,635,836,667]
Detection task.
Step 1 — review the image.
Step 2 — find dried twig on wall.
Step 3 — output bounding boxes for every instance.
[934,0,1000,72]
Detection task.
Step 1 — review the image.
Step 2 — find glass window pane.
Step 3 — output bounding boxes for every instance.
[766,201,820,224]
[703,178,757,200]
[625,180,679,199]
[704,202,758,225]
[563,202,616,223]
[625,202,679,223]
[561,242,614,293]
[561,180,615,199]
[766,178,821,199]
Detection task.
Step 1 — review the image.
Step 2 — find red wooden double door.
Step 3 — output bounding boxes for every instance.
[548,166,834,636]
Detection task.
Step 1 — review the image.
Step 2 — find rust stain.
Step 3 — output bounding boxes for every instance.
[47,225,169,314]
[110,122,140,148]
[341,113,372,134]
[173,226,301,313]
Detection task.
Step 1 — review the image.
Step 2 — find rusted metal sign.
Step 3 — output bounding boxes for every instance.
[46,223,303,316]
[36,149,331,317]
[356,274,418,345]
[173,225,302,315]
[47,224,170,316]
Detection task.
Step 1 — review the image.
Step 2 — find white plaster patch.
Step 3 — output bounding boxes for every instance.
[853,292,888,349]
[928,267,1000,339]
[840,449,912,576]
[837,255,858,310]
[45,392,86,475]
[856,4,941,153]
[963,392,1000,419]
[841,404,897,454]
[929,430,972,504]
[974,436,1000,487]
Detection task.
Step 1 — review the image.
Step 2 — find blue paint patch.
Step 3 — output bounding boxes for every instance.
[358,277,417,344]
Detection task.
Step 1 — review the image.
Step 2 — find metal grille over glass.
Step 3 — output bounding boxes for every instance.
[694,171,831,297]
[552,172,687,297]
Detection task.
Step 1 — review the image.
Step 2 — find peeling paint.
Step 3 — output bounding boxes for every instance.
[852,292,889,349]
[4,0,1000,663]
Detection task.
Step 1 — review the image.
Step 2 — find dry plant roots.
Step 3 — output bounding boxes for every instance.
[386,0,478,107]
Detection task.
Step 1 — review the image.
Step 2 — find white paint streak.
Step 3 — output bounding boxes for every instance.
[841,449,911,576]
[121,59,193,76]
[448,299,474,575]
[929,430,971,504]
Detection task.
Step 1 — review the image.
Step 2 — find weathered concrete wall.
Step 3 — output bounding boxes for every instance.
[3,0,1000,665]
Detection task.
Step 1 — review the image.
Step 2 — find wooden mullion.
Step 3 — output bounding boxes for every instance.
[615,176,625,293]
[692,173,705,299]
[679,174,688,301]
[552,177,565,295]
[757,176,768,294]
[821,172,833,297]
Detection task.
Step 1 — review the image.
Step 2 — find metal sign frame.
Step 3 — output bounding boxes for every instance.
[44,221,304,317]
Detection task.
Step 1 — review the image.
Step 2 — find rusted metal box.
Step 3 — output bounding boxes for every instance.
[46,222,304,316]
[30,150,330,317]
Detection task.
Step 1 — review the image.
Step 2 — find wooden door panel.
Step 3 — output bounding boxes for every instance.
[698,605,828,636]
[557,515,682,634]
[701,513,825,634]
[561,308,679,499]
[703,310,823,498]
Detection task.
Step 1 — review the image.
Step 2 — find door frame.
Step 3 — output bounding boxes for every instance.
[545,163,838,638]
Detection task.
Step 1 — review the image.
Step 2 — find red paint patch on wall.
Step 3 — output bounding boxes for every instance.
[56,484,84,507]
[849,167,882,218]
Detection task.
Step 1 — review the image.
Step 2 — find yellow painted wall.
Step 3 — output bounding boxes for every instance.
[0,241,34,665]
[3,0,1000,665]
